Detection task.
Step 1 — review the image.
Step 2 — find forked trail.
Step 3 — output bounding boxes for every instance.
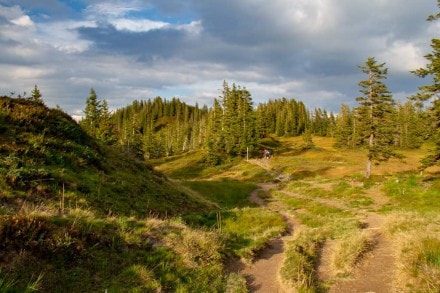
[326,186,398,293]
[235,159,398,292]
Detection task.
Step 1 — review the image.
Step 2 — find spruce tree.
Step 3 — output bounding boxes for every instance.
[334,104,354,148]
[97,99,117,145]
[356,57,402,178]
[395,101,426,148]
[411,0,440,168]
[30,85,43,104]
[81,88,101,137]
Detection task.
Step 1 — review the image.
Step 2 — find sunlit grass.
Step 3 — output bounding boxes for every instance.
[280,227,326,292]
[331,230,376,276]
[384,211,440,292]
[221,207,287,261]
[383,174,440,212]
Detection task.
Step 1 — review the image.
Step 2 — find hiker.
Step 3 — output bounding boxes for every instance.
[262,149,272,159]
[262,149,268,159]
[268,149,273,159]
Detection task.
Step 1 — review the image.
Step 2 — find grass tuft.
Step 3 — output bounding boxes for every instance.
[331,230,376,276]
[280,228,326,292]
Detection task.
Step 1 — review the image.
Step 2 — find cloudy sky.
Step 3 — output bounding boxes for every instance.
[0,0,438,118]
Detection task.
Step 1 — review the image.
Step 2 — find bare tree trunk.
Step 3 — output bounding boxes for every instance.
[366,157,371,179]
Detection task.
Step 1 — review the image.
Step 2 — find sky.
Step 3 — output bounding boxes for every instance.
[0,0,438,119]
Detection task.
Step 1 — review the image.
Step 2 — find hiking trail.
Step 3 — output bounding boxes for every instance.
[230,158,398,292]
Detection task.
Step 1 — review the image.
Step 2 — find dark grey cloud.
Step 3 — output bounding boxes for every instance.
[79,24,186,59]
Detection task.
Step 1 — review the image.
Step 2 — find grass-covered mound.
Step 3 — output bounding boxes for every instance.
[0,96,232,291]
[0,96,212,217]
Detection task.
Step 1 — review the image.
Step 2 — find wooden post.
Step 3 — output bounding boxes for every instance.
[60,182,65,216]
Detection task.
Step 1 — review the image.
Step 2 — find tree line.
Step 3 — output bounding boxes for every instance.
[79,69,433,169]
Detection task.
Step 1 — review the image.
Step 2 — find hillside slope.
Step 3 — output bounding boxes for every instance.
[0,96,211,217]
[0,96,227,292]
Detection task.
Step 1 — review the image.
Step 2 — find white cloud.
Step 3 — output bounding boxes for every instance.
[37,20,96,53]
[111,18,167,32]
[84,1,143,19]
[11,15,34,27]
[379,41,427,72]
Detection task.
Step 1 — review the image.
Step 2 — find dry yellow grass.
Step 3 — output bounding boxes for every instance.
[273,136,433,179]
[331,230,376,276]
[384,212,440,292]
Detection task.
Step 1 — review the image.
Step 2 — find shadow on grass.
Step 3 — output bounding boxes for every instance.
[183,179,258,209]
[288,167,332,181]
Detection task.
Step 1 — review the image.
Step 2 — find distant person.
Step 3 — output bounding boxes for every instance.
[262,149,272,159]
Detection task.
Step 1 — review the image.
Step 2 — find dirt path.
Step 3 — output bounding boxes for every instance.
[311,183,398,292]
[274,180,397,292]
[236,159,398,292]
[326,187,397,293]
[227,183,298,293]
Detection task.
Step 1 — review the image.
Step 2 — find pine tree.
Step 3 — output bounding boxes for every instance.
[411,0,440,168]
[81,88,101,137]
[96,99,117,145]
[237,87,257,155]
[204,98,224,165]
[356,57,402,178]
[334,104,354,148]
[30,85,43,104]
[395,101,426,148]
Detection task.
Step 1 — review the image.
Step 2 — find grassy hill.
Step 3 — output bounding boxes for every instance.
[0,96,211,217]
[0,96,236,292]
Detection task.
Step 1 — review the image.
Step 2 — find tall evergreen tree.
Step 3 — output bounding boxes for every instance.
[81,88,101,137]
[204,98,224,165]
[411,0,440,168]
[334,104,354,148]
[356,57,401,178]
[96,99,117,145]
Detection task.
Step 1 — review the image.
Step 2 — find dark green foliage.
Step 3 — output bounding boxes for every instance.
[110,83,335,164]
[356,57,403,177]
[80,89,117,145]
[206,82,259,159]
[334,104,355,148]
[395,101,427,148]
[255,98,313,137]
[113,97,208,159]
[411,2,440,168]
[30,85,43,104]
